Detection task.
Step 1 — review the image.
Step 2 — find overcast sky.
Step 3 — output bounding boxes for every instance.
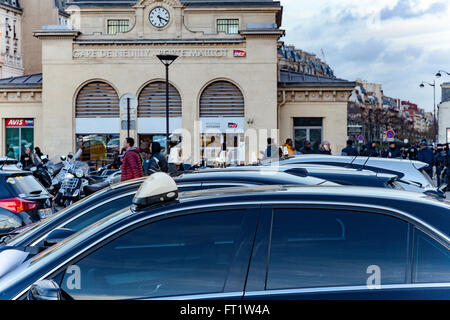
[280,0,450,111]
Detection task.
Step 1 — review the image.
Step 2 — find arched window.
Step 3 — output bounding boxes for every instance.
[75,81,120,118]
[138,81,182,118]
[200,81,244,118]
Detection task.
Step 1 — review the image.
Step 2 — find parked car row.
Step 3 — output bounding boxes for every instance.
[0,155,448,300]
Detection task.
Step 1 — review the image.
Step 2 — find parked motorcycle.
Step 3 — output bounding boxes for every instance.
[29,155,53,189]
[53,154,89,208]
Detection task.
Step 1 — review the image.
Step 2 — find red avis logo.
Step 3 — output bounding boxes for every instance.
[228,123,238,128]
[233,50,246,58]
[6,119,24,127]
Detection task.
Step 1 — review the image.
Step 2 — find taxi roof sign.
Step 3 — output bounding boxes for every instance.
[132,172,178,210]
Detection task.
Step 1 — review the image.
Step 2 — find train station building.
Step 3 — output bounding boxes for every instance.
[0,0,355,165]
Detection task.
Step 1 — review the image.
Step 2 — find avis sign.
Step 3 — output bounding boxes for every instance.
[6,119,34,127]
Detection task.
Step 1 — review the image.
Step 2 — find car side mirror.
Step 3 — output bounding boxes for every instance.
[43,228,76,247]
[27,280,61,300]
[439,184,448,193]
[60,155,66,161]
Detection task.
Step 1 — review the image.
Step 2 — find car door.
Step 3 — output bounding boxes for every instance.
[243,205,429,299]
[46,206,260,300]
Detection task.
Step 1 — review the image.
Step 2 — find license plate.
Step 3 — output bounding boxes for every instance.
[38,208,54,219]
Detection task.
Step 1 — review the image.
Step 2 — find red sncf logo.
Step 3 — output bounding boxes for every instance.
[233,50,246,57]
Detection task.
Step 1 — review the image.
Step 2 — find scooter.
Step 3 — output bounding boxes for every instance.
[53,154,89,208]
[29,155,53,189]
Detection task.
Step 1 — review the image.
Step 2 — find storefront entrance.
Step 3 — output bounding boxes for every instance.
[5,119,34,160]
[201,132,245,167]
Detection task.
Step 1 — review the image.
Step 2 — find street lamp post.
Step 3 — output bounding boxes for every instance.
[420,80,437,142]
[157,54,178,154]
[436,70,450,78]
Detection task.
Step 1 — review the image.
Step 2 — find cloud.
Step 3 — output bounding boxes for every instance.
[280,0,450,111]
[380,0,448,20]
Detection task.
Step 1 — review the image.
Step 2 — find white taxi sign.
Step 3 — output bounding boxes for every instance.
[132,173,178,210]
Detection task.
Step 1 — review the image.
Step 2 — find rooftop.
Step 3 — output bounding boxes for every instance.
[0,0,21,10]
[279,70,356,88]
[0,74,42,89]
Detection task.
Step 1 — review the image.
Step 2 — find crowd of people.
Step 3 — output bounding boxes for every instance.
[118,136,183,182]
[266,137,450,187]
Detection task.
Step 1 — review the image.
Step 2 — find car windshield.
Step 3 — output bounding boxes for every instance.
[6,174,48,197]
[3,188,110,246]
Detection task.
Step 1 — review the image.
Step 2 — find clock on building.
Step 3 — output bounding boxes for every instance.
[149,7,170,28]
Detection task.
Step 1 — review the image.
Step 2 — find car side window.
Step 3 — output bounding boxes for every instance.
[266,208,409,290]
[58,210,248,299]
[63,195,134,232]
[412,229,450,284]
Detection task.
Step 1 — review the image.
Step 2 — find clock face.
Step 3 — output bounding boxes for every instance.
[149,7,170,28]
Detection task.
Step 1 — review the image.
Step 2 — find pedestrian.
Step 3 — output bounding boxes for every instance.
[407,143,419,160]
[20,147,34,169]
[299,140,315,155]
[32,147,44,165]
[386,142,401,159]
[341,140,358,156]
[168,136,183,174]
[143,141,168,174]
[418,140,434,179]
[435,144,447,187]
[120,137,143,182]
[282,138,297,157]
[265,138,279,159]
[318,141,332,155]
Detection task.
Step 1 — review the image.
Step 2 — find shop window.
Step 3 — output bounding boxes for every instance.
[217,19,239,34]
[138,81,182,118]
[107,20,130,34]
[76,134,120,163]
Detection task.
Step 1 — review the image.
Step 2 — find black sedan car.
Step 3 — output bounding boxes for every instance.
[0,168,53,235]
[0,173,448,300]
[0,169,332,253]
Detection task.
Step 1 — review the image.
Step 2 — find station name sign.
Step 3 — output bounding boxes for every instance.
[72,48,245,59]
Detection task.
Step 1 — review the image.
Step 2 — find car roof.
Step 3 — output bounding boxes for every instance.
[175,185,450,236]
[174,168,328,185]
[280,155,427,169]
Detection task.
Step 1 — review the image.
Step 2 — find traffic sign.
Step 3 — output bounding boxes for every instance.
[386,130,395,139]
[357,135,365,143]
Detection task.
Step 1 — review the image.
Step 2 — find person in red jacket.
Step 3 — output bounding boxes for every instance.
[121,137,143,182]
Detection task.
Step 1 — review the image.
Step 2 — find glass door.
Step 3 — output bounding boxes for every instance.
[293,127,322,152]
[5,127,20,160]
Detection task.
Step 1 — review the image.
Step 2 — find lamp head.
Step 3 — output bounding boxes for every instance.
[157,54,178,66]
[436,72,442,78]
[420,83,425,88]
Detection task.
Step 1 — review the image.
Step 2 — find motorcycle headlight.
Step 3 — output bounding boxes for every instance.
[75,169,84,178]
[65,173,74,179]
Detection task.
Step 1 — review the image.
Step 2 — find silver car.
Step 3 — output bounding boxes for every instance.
[272,155,438,193]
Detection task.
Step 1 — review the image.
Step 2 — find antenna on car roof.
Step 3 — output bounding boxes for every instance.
[359,155,371,171]
[345,154,358,169]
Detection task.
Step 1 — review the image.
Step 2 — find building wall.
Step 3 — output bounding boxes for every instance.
[280,100,348,154]
[20,0,69,75]
[0,5,23,78]
[0,89,43,155]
